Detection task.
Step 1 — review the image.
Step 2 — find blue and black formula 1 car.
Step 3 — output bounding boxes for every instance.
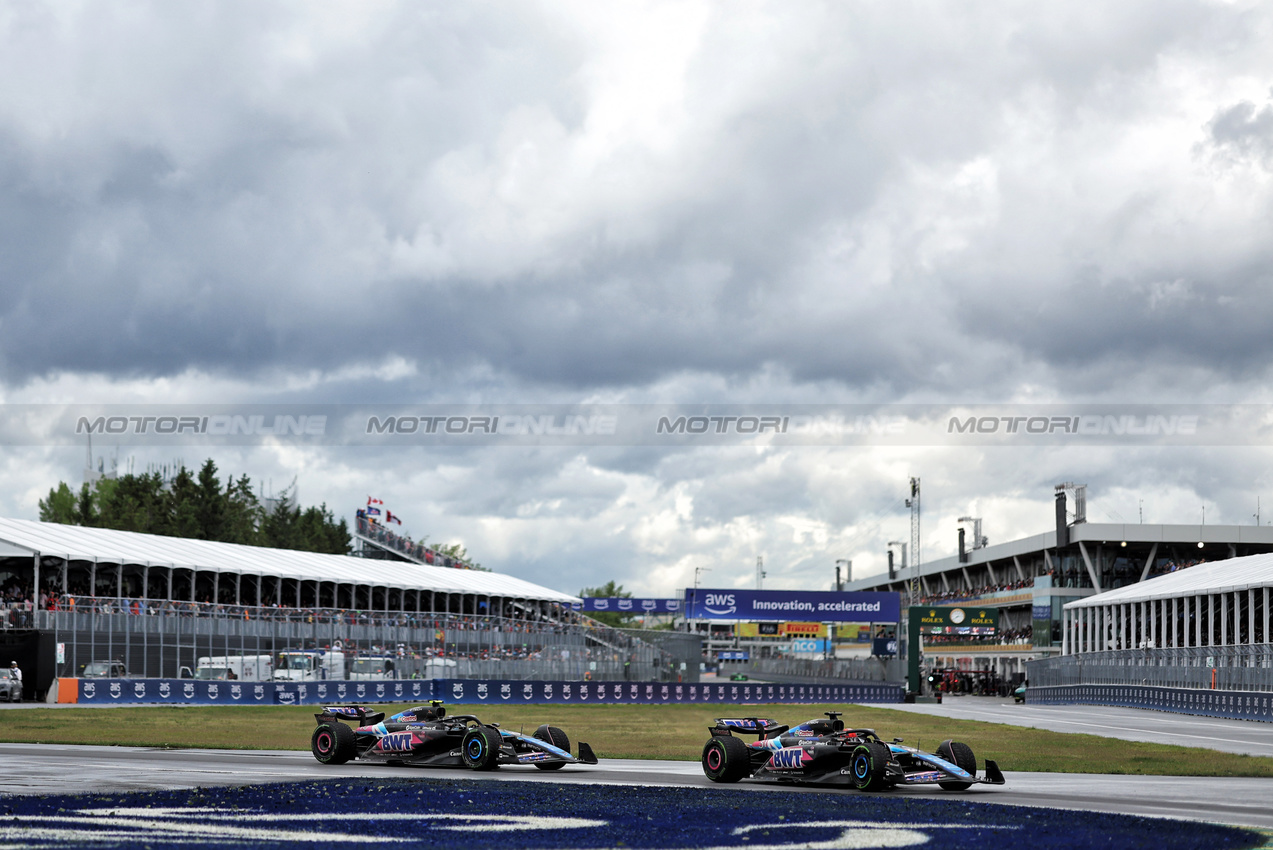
[310,700,598,771]
[701,711,1005,792]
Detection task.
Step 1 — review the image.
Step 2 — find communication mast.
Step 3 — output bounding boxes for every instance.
[756,556,765,590]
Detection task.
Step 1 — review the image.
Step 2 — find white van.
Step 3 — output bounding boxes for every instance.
[194,654,274,681]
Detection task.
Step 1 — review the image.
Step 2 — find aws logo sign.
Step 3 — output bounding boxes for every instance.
[702,593,736,615]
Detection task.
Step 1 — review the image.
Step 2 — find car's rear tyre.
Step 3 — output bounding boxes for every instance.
[533,724,571,770]
[935,740,977,791]
[701,735,751,783]
[461,726,502,771]
[311,722,356,765]
[849,742,889,791]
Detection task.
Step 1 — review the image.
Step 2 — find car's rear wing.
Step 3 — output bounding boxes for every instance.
[315,705,386,726]
[710,718,789,740]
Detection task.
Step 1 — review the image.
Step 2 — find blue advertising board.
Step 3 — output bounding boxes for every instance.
[77,678,437,706]
[684,588,900,622]
[440,679,903,705]
[1028,684,1273,722]
[573,597,682,613]
[872,637,898,657]
[75,677,905,706]
[788,639,829,654]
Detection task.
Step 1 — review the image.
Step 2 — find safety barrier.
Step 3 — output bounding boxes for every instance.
[440,679,904,705]
[66,677,904,706]
[1028,683,1273,722]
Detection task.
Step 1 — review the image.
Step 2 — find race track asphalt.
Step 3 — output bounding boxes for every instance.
[1,742,1271,830]
[886,695,1273,757]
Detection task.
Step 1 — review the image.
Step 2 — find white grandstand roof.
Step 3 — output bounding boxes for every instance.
[1065,551,1273,610]
[0,517,579,604]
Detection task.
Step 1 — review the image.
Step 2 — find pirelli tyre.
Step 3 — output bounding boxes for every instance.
[461,726,502,771]
[533,724,571,771]
[848,742,889,792]
[935,739,977,791]
[311,722,357,765]
[701,735,751,783]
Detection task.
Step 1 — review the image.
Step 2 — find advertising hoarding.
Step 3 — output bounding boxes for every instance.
[684,589,900,622]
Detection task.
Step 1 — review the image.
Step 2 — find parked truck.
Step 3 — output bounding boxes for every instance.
[348,654,399,680]
[194,654,274,681]
[272,649,346,682]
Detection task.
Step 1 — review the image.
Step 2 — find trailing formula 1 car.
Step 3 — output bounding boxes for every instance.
[701,711,1005,792]
[310,700,598,770]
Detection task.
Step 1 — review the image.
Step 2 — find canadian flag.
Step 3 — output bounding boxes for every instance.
[386,510,403,525]
[368,496,384,505]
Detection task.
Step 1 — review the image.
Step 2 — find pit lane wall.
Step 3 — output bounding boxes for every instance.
[1029,684,1273,722]
[62,677,904,706]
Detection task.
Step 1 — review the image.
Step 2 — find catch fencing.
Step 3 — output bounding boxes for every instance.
[1026,645,1273,692]
[746,655,903,683]
[35,598,690,683]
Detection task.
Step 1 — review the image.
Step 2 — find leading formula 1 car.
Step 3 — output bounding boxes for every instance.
[701,711,1005,792]
[311,701,598,770]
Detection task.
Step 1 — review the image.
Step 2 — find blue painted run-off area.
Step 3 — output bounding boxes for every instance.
[1029,684,1273,722]
[75,677,905,706]
[0,778,1259,848]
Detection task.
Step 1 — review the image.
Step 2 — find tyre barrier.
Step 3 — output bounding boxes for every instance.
[68,677,905,706]
[1028,684,1273,722]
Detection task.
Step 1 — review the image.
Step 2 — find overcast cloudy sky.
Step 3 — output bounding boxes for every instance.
[3,1,1273,597]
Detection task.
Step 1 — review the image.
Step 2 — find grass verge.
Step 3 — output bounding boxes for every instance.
[3,702,1272,777]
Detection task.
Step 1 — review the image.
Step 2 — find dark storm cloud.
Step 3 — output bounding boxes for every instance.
[6,2,1273,594]
[1208,93,1273,166]
[6,2,1270,399]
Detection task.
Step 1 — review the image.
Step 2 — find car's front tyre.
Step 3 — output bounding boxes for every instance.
[533,724,571,771]
[935,740,977,791]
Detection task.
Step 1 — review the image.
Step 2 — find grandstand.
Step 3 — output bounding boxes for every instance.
[353,512,476,568]
[0,518,693,700]
[1027,552,1273,692]
[845,486,1273,687]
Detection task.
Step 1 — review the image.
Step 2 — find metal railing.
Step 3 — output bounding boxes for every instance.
[747,656,902,684]
[354,516,475,568]
[34,596,684,683]
[1027,645,1273,692]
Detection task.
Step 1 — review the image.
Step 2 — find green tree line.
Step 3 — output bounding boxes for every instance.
[38,459,350,555]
